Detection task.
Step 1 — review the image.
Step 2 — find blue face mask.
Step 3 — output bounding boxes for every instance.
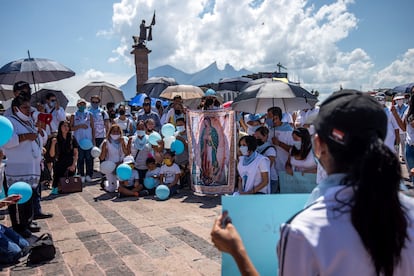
[91,103,99,109]
[49,101,56,107]
[78,106,86,112]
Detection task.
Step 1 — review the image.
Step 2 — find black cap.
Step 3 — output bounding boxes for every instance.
[314,89,387,147]
[13,81,30,92]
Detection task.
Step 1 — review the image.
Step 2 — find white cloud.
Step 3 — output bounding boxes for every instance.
[98,0,410,97]
[371,48,414,89]
[39,69,130,107]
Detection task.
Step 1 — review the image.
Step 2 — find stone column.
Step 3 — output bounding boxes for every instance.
[131,45,151,94]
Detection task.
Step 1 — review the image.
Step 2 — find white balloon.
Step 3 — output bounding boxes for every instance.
[163,136,176,149]
[91,146,101,158]
[100,160,116,174]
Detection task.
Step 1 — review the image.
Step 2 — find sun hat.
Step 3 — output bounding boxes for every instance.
[314,89,387,147]
[77,98,87,105]
[123,155,135,164]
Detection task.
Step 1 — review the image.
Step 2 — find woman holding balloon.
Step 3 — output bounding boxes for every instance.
[3,95,49,238]
[99,124,129,192]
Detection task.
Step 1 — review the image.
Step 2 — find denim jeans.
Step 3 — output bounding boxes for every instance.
[405,144,414,182]
[77,148,93,177]
[0,224,29,264]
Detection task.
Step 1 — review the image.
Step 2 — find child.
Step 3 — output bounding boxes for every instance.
[118,155,147,198]
[144,156,160,195]
[159,150,181,197]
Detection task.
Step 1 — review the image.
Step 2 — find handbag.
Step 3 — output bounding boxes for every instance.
[27,233,56,265]
[58,171,83,193]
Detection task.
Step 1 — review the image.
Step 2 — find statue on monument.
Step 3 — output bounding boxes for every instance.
[133,11,156,46]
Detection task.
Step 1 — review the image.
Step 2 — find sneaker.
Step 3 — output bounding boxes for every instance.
[81,176,86,183]
[85,175,93,182]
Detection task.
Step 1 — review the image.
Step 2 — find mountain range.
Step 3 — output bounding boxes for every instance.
[120,62,252,99]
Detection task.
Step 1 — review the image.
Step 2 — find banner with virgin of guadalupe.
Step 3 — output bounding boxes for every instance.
[187,109,236,194]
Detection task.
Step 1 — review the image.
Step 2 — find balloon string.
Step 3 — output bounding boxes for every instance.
[16,204,20,224]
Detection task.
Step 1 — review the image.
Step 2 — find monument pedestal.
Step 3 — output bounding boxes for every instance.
[131,44,151,94]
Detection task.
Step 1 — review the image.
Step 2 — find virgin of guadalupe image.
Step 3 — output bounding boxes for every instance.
[198,116,229,185]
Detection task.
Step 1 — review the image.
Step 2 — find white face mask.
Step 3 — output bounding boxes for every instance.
[110,134,120,140]
[240,145,249,156]
[136,130,146,137]
[15,107,31,121]
[176,125,185,133]
[293,140,302,150]
[396,99,404,106]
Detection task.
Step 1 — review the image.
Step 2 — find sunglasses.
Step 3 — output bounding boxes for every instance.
[143,103,150,106]
[91,101,100,104]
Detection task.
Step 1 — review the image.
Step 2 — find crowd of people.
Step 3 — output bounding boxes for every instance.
[1,79,414,272]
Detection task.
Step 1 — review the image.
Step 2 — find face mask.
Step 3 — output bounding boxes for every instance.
[293,140,302,150]
[396,99,404,106]
[110,134,120,140]
[176,126,185,133]
[91,103,99,109]
[78,106,86,112]
[119,110,125,116]
[49,101,56,107]
[164,159,173,166]
[256,138,264,146]
[15,107,31,121]
[378,100,385,106]
[240,146,249,156]
[156,104,161,108]
[109,111,116,119]
[311,135,324,169]
[136,130,146,137]
[175,110,182,115]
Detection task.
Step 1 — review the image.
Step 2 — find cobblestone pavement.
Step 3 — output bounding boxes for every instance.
[0,177,223,276]
[1,161,413,275]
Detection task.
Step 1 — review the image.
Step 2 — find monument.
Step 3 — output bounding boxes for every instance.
[131,12,155,94]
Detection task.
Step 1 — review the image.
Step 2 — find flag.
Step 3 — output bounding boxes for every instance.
[151,11,156,25]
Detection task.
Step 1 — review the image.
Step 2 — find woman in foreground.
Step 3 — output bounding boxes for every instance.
[211,90,414,275]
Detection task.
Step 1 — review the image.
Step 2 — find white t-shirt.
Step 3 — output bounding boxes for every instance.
[383,107,399,152]
[267,123,294,172]
[160,163,181,184]
[237,153,270,194]
[258,145,278,180]
[114,117,133,135]
[278,185,414,275]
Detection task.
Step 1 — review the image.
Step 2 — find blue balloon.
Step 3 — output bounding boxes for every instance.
[171,140,184,155]
[8,182,32,204]
[161,123,175,137]
[156,185,170,200]
[79,138,93,150]
[144,177,156,189]
[148,132,162,146]
[116,164,132,181]
[0,115,14,147]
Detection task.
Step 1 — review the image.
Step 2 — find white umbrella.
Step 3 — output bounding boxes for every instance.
[0,84,13,101]
[0,52,75,86]
[159,85,204,100]
[77,81,125,106]
[232,81,318,114]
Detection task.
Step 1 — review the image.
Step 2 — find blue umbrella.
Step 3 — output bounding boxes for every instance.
[392,83,414,94]
[129,93,148,106]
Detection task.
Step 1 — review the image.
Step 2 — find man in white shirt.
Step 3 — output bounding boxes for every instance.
[44,92,66,134]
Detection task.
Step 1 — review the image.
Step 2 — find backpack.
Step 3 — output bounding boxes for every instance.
[27,233,56,265]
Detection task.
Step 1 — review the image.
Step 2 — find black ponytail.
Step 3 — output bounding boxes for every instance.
[333,136,408,276]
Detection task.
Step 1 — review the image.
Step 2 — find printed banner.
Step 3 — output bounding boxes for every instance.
[187,109,236,194]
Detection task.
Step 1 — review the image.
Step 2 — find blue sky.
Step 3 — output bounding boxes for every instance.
[0,0,413,103]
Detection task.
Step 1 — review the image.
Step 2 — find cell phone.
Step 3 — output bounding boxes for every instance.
[221,210,232,229]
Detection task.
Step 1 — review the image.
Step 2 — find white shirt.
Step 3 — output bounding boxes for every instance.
[383,107,399,152]
[160,163,181,184]
[44,104,66,133]
[278,181,414,276]
[237,153,270,194]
